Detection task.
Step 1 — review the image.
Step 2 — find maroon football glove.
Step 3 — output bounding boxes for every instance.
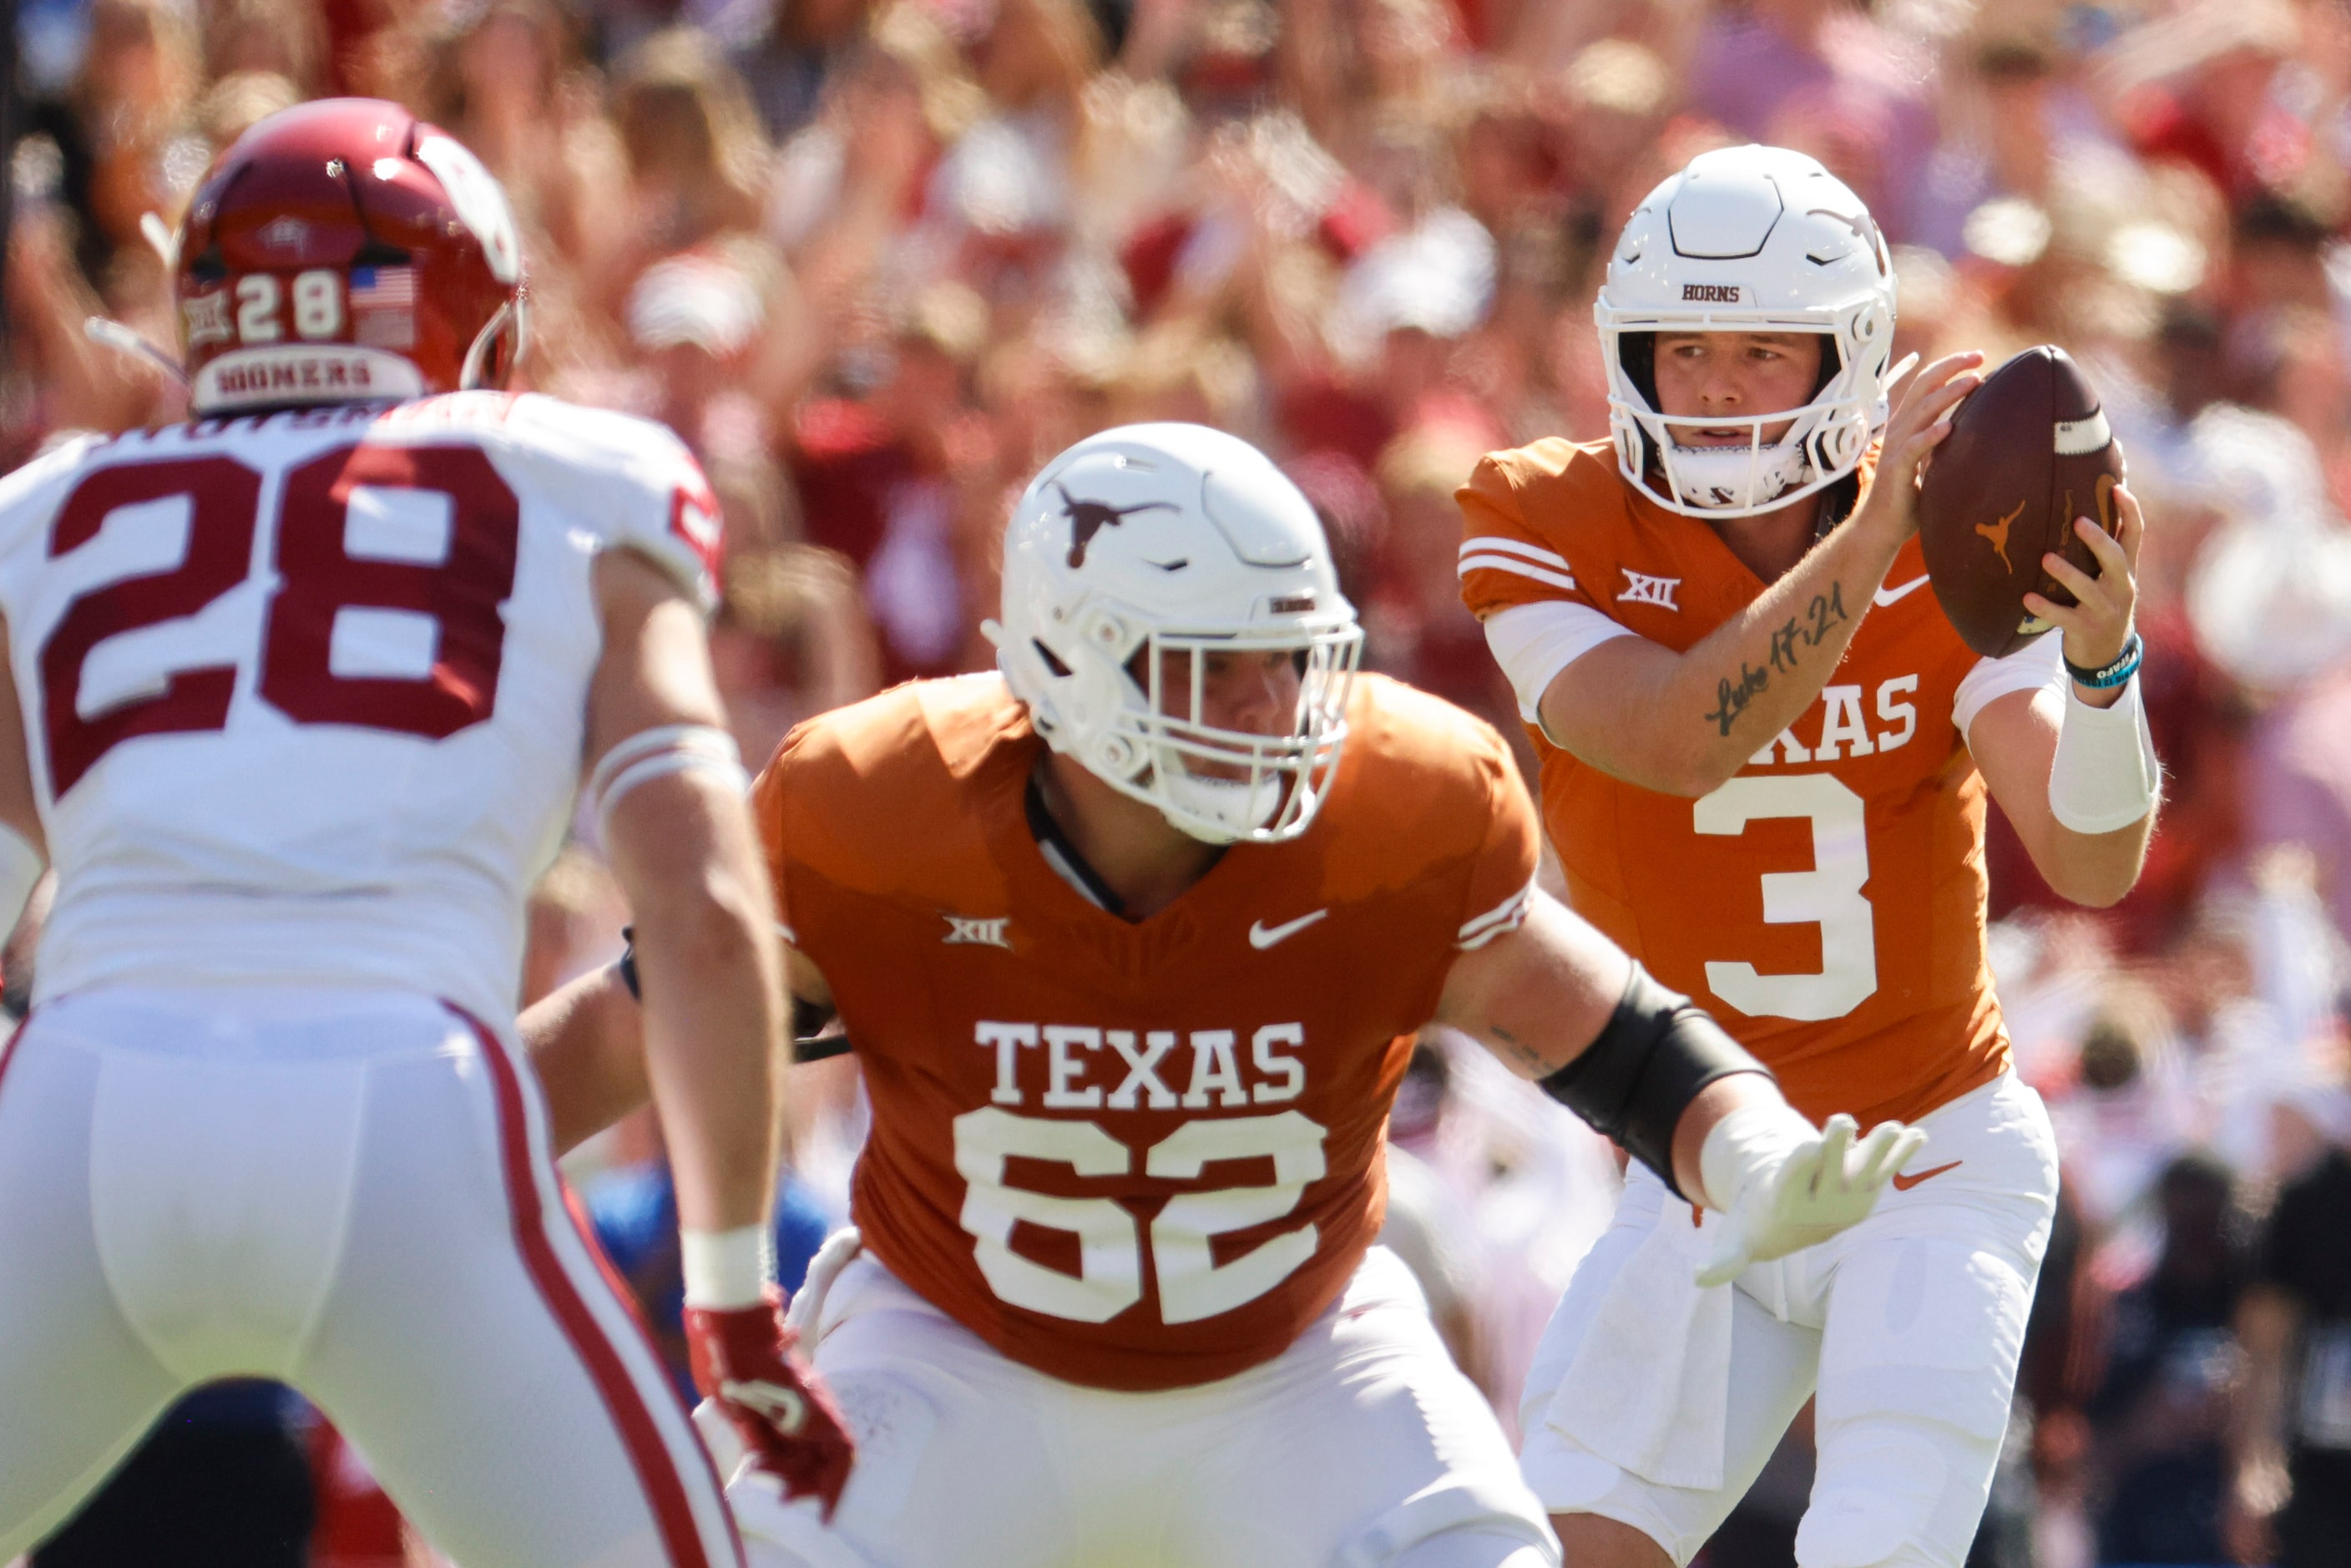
[684,1292,855,1519]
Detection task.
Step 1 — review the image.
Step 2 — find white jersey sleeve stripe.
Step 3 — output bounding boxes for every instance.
[1458,554,1580,593]
[1458,883,1536,950]
[1459,536,1572,571]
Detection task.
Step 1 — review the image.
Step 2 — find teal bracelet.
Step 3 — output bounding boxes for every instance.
[2064,633,2142,689]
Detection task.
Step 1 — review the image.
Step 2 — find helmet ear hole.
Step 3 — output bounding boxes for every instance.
[1032,640,1071,678]
[1620,331,1659,411]
[1810,336,1842,398]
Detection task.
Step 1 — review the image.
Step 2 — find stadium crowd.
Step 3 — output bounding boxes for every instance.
[3,0,2349,1564]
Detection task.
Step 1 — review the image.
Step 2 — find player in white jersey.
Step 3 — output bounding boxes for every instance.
[0,99,852,1565]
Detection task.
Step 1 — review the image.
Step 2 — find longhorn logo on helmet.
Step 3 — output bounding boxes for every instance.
[1052,482,1179,569]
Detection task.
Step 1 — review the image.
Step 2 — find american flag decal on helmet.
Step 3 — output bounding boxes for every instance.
[351,266,417,309]
[351,266,417,349]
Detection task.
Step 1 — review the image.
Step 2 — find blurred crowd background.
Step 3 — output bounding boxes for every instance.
[6,0,2351,1564]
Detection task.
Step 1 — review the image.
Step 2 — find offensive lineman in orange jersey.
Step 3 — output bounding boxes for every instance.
[524,422,1930,1568]
[1459,146,2161,1568]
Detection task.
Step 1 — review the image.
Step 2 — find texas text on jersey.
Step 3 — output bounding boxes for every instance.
[751,670,1539,1391]
[1459,438,2012,1130]
[0,391,719,1022]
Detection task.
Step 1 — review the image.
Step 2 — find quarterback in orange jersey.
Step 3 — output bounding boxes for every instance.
[524,422,1932,1568]
[1459,146,2162,1568]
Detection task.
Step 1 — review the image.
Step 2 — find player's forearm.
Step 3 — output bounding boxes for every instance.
[2035,812,2155,908]
[602,769,791,1236]
[1540,516,1904,796]
[520,964,653,1156]
[1976,677,2159,908]
[634,872,787,1233]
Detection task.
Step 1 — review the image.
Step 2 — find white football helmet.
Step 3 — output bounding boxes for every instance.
[1597,144,1901,517]
[987,423,1363,845]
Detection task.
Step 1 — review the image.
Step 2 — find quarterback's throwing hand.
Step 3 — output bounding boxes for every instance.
[1695,1107,1928,1288]
[685,1295,856,1518]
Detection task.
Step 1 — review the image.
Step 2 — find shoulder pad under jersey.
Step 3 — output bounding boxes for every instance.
[442,393,723,610]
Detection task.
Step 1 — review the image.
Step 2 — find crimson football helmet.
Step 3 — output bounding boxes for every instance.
[175,98,524,414]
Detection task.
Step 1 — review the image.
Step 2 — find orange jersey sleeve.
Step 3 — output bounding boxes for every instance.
[1467,439,2010,1129]
[754,673,1531,1390]
[1456,440,1613,621]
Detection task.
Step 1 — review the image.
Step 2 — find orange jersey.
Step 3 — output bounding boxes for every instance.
[751,672,1538,1391]
[1458,438,2009,1129]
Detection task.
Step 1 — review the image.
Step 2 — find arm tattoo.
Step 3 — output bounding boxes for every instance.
[1704,582,1853,736]
[1488,1024,1553,1076]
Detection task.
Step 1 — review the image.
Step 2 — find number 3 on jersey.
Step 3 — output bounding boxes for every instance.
[1695,773,1878,1021]
[41,445,518,798]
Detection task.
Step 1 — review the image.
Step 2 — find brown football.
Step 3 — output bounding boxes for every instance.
[1914,345,2125,660]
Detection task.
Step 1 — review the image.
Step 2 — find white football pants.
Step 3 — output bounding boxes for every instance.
[0,987,741,1568]
[1517,1072,2060,1568]
[717,1239,1560,1568]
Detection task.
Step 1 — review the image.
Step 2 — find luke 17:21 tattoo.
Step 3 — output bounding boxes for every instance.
[1703,583,1851,736]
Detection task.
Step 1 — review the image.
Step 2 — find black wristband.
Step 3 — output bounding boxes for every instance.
[2064,632,2142,690]
[1537,963,1772,1199]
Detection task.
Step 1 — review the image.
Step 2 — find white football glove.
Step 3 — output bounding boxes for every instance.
[1694,1102,1927,1288]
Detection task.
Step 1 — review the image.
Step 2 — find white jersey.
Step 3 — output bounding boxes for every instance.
[0,392,721,1024]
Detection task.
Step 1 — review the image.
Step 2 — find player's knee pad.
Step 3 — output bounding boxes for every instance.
[1817,1234,2034,1455]
[1332,1478,1560,1568]
[1802,1232,2031,1568]
[1794,1407,1999,1568]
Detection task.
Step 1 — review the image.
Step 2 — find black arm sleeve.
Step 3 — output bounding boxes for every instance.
[1537,963,1772,1200]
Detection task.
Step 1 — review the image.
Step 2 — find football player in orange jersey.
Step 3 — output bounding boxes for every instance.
[524,422,1929,1568]
[1458,145,2161,1568]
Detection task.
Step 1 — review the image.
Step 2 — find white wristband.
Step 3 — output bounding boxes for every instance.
[680,1224,775,1310]
[0,823,44,939]
[1696,1098,1816,1215]
[2049,675,2160,835]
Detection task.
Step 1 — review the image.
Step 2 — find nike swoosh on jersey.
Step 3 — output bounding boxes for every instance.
[1891,1160,1963,1191]
[1248,909,1330,949]
[1873,575,1932,607]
